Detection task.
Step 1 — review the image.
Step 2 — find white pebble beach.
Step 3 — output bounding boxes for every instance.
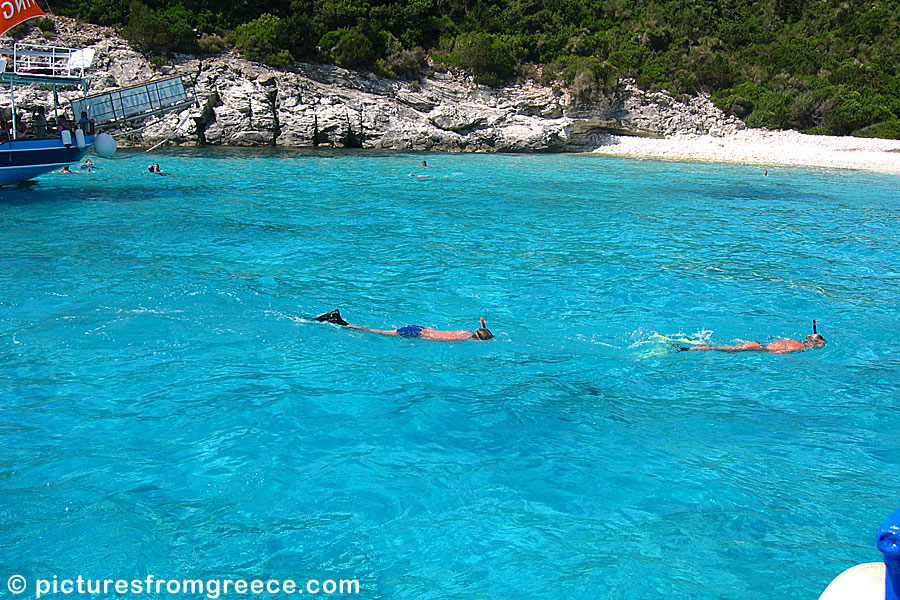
[593,129,900,174]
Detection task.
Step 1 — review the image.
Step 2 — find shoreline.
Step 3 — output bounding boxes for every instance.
[591,129,900,174]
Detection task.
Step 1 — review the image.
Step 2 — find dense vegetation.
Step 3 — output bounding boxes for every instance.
[52,0,900,137]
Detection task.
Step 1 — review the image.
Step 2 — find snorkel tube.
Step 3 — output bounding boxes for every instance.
[473,317,493,340]
[808,319,826,347]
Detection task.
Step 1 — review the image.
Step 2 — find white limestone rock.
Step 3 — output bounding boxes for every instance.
[1,17,745,152]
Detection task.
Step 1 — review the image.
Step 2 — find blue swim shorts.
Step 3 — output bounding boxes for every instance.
[396,325,425,338]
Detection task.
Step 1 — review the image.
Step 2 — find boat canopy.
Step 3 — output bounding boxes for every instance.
[0,43,94,85]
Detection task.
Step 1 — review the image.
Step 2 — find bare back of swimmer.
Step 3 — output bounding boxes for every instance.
[684,335,825,354]
[676,320,826,354]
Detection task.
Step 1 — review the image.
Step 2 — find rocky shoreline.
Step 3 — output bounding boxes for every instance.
[2,17,744,152]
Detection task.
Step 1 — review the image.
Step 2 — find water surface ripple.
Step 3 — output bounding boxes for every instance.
[2,149,899,599]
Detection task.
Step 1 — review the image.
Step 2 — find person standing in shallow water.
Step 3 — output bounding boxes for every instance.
[316,310,494,341]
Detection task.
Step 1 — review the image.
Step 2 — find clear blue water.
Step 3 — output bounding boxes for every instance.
[2,148,899,599]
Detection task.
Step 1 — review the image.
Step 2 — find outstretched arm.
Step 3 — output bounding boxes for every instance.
[347,325,399,336]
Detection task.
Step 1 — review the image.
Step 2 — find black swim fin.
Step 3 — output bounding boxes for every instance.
[316,309,348,326]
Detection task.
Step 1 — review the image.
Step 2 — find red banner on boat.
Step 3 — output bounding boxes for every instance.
[0,0,45,37]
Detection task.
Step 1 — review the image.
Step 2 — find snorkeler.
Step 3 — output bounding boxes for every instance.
[676,321,825,354]
[316,310,493,341]
[80,158,97,171]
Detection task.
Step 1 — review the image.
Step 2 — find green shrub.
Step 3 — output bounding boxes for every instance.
[319,27,377,70]
[377,46,428,79]
[788,86,837,130]
[69,0,128,26]
[315,0,369,32]
[607,39,645,74]
[37,17,56,33]
[819,89,890,134]
[852,118,900,139]
[744,91,792,129]
[554,56,618,103]
[234,13,292,67]
[727,97,754,118]
[123,2,198,56]
[276,13,320,62]
[694,55,737,91]
[197,34,227,55]
[448,32,518,86]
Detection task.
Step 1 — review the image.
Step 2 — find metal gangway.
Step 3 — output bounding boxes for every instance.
[72,76,193,126]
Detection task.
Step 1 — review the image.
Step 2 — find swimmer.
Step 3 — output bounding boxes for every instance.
[316,310,493,341]
[80,158,97,171]
[57,165,77,173]
[676,321,825,354]
[147,164,163,174]
[421,160,431,167]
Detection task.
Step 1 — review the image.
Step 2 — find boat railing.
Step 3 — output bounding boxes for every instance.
[2,43,94,79]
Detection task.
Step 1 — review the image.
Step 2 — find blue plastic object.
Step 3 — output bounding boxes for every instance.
[877,509,900,600]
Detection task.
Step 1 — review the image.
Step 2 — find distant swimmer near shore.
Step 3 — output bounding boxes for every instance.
[676,321,825,354]
[409,160,435,177]
[316,309,494,341]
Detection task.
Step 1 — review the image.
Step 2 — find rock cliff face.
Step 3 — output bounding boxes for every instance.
[2,18,744,152]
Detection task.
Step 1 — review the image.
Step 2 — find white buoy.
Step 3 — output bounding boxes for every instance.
[93,132,117,158]
[818,562,885,600]
[61,129,72,147]
[75,128,86,149]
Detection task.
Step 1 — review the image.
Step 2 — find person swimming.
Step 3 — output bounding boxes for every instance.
[316,310,493,341]
[675,321,825,354]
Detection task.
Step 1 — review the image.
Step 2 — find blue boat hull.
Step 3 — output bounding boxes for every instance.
[0,137,92,186]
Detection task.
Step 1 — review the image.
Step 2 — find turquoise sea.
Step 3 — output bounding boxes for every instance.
[1,148,899,600]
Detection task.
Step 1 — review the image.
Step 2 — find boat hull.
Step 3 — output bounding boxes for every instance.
[0,137,92,186]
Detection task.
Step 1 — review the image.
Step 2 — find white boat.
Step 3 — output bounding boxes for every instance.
[0,4,192,186]
[0,42,116,185]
